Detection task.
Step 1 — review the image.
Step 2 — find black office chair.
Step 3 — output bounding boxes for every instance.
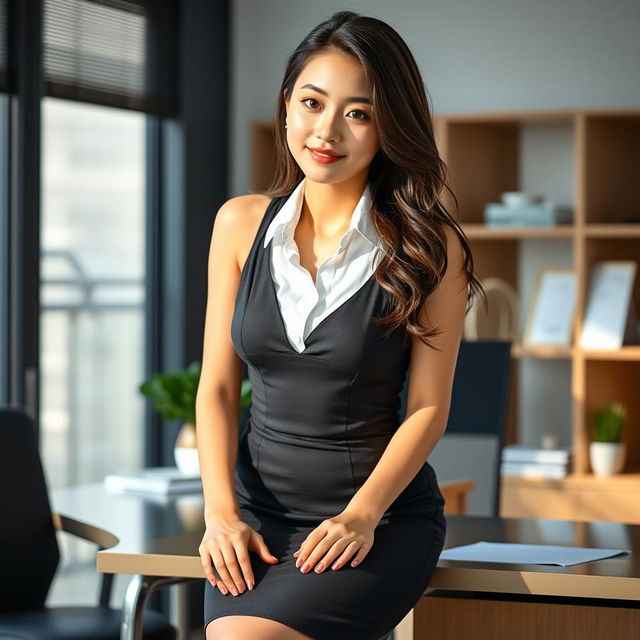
[0,406,177,640]
[399,339,512,517]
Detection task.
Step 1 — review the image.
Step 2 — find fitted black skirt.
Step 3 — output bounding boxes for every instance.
[203,501,446,640]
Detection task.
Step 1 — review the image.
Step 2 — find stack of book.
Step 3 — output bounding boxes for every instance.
[104,466,202,495]
[501,444,572,478]
[484,202,573,228]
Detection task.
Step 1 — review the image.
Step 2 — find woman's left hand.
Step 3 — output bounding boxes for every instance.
[293,509,379,573]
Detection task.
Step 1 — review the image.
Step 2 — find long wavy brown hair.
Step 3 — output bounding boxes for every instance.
[263,10,487,350]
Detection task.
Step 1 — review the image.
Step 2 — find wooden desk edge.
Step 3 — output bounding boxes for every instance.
[428,566,640,601]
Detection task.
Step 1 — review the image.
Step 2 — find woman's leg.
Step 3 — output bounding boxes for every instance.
[205,615,314,640]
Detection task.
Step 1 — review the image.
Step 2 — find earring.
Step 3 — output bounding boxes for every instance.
[285,124,288,129]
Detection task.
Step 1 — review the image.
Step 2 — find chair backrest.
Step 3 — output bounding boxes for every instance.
[0,407,61,613]
[399,340,512,516]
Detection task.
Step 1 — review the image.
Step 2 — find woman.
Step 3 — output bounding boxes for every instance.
[197,10,485,640]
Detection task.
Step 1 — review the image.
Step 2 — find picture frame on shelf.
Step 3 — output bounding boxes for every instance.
[523,268,577,348]
[579,261,638,350]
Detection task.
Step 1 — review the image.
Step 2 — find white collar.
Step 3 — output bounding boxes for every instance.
[263,178,382,250]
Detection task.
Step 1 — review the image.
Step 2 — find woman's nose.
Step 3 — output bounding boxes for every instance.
[315,111,341,142]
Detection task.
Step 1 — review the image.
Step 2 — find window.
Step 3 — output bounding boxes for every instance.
[40,97,147,490]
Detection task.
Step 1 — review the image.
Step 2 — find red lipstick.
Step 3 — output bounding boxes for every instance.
[307,146,345,164]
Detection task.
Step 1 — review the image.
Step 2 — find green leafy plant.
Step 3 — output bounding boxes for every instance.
[591,401,626,443]
[139,361,253,425]
[139,360,201,425]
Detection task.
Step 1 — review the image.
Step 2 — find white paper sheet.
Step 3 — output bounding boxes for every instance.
[439,541,631,567]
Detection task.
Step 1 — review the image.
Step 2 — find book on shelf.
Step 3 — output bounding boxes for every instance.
[500,461,569,479]
[104,466,202,495]
[502,444,571,465]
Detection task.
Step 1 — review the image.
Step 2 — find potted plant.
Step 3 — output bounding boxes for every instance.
[139,361,252,474]
[589,401,627,476]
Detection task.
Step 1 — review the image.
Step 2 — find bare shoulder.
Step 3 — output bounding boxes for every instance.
[215,193,272,228]
[214,193,273,271]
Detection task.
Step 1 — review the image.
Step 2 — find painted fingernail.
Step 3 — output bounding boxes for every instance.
[293,550,300,557]
[301,562,310,573]
[351,559,359,567]
[231,586,238,596]
[295,557,302,568]
[314,563,323,573]
[247,580,254,590]
[332,561,340,570]
[218,584,228,595]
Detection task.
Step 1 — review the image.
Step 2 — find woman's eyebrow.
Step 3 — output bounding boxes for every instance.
[298,83,371,105]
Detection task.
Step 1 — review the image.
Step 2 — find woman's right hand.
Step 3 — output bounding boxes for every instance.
[199,513,279,596]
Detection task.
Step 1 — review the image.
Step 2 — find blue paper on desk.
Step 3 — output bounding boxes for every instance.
[439,542,630,566]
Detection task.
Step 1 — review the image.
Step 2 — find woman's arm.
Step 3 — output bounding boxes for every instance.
[196,196,280,595]
[346,225,469,522]
[195,196,256,523]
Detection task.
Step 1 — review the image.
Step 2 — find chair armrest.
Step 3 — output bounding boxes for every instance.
[51,511,119,550]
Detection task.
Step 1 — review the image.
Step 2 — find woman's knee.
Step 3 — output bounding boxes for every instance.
[205,614,313,640]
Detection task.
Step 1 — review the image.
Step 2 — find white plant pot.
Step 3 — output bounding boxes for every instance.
[174,446,201,475]
[589,442,626,476]
[173,422,201,475]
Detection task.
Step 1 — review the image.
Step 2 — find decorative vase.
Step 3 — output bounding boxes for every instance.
[174,422,200,475]
[589,441,626,476]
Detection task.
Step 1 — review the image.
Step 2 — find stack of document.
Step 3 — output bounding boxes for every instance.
[501,444,572,478]
[104,466,202,495]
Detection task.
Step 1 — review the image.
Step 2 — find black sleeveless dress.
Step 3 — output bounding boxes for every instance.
[204,195,447,640]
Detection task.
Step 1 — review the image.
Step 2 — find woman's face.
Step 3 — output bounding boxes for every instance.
[284,50,379,185]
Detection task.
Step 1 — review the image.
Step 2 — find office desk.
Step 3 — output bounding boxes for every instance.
[416,515,639,639]
[51,482,639,640]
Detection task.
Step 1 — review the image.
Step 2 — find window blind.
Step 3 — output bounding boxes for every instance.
[43,0,175,115]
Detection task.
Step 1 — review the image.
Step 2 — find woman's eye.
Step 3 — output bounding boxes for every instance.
[301,98,319,109]
[348,109,370,121]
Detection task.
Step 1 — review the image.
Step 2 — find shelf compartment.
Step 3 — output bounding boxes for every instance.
[584,114,640,225]
[581,237,640,351]
[437,114,576,227]
[583,359,640,475]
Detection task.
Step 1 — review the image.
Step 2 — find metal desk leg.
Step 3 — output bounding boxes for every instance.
[177,582,189,640]
[121,574,199,640]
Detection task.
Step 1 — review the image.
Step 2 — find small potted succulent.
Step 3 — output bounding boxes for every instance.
[139,361,253,475]
[589,401,627,476]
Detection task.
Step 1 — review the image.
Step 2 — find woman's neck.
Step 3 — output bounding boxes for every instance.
[300,172,368,239]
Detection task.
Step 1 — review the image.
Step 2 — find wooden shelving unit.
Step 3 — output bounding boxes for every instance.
[249,106,640,523]
[434,106,640,523]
